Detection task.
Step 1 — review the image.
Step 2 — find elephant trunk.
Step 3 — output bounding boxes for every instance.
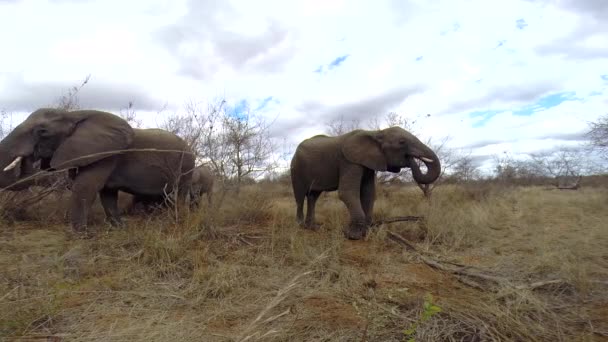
[409,147,441,185]
[0,127,37,189]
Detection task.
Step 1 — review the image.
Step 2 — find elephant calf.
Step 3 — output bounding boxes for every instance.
[189,164,214,207]
[0,108,195,232]
[290,126,441,240]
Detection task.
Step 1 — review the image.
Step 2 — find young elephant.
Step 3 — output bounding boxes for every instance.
[0,108,195,232]
[189,164,214,207]
[290,126,441,240]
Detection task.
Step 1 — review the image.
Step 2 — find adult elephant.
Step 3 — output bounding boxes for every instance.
[0,108,195,232]
[290,126,441,240]
[189,164,214,207]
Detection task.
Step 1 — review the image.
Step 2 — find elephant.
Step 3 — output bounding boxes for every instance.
[189,164,214,207]
[290,126,441,240]
[0,108,195,232]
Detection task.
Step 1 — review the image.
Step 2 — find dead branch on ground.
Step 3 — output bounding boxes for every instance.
[386,231,570,294]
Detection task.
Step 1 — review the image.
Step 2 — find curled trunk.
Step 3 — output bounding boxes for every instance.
[409,147,441,184]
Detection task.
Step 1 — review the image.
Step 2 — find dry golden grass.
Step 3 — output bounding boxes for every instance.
[1,182,607,341]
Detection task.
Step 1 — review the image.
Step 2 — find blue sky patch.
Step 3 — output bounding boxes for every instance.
[328,55,349,69]
[415,56,423,61]
[495,40,506,48]
[227,99,249,119]
[470,109,504,128]
[601,74,608,81]
[314,54,350,74]
[516,19,527,30]
[255,96,276,111]
[512,92,577,116]
[469,92,577,128]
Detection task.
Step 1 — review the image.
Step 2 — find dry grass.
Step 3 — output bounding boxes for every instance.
[1,182,607,341]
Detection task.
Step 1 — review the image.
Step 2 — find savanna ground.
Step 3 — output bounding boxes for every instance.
[0,181,607,341]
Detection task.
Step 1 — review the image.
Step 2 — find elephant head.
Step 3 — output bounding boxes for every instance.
[0,108,134,189]
[341,126,441,184]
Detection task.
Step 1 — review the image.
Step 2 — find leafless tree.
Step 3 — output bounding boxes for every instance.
[325,115,362,136]
[55,74,91,111]
[222,107,277,192]
[161,97,278,193]
[528,146,600,188]
[449,153,481,183]
[118,101,143,128]
[587,113,608,161]
[0,109,13,140]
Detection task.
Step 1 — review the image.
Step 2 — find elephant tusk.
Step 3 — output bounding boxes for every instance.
[420,157,434,163]
[3,156,23,171]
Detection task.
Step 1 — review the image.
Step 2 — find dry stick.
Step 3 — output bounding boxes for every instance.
[386,231,568,293]
[371,215,424,227]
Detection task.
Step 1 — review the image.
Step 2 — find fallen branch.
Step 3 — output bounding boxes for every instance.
[371,216,424,227]
[387,231,567,293]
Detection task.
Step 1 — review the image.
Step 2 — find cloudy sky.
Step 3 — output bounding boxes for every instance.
[0,0,607,172]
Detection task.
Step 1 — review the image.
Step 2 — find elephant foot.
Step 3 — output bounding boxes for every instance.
[68,226,94,239]
[105,216,125,229]
[303,221,322,231]
[344,223,368,240]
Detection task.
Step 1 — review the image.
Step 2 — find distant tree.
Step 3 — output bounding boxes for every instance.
[161,97,278,194]
[118,101,143,128]
[448,153,481,183]
[325,115,362,136]
[0,109,13,140]
[55,74,90,111]
[588,113,608,161]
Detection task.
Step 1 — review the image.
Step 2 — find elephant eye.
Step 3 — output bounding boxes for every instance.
[398,140,406,145]
[34,127,49,137]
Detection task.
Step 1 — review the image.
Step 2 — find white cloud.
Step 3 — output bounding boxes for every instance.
[0,0,607,174]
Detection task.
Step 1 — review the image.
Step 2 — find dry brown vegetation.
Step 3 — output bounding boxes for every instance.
[1,182,607,342]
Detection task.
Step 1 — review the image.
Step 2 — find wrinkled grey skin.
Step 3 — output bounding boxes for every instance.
[0,108,195,232]
[189,164,214,207]
[290,126,441,240]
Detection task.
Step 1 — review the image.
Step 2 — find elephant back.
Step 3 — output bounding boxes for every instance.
[128,128,195,179]
[193,165,214,192]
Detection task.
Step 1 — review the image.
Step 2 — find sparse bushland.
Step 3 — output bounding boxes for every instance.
[1,181,607,341]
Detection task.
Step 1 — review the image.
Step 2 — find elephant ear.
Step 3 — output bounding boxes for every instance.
[341,130,387,171]
[50,111,134,170]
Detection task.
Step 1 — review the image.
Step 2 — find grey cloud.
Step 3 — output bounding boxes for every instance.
[270,85,425,138]
[529,0,608,20]
[443,81,559,115]
[157,0,296,80]
[305,85,425,122]
[462,139,510,149]
[0,76,164,113]
[460,132,588,152]
[538,131,588,141]
[526,0,608,59]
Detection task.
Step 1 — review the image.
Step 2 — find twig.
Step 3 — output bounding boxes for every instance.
[387,231,567,293]
[237,236,255,247]
[0,286,20,302]
[371,216,424,227]
[514,279,568,290]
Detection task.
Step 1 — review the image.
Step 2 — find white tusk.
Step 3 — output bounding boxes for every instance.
[420,157,434,163]
[3,156,23,171]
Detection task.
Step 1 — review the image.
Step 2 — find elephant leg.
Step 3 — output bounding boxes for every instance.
[99,188,122,227]
[304,190,322,230]
[69,158,117,232]
[206,191,212,207]
[360,169,376,227]
[338,164,366,240]
[293,184,306,226]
